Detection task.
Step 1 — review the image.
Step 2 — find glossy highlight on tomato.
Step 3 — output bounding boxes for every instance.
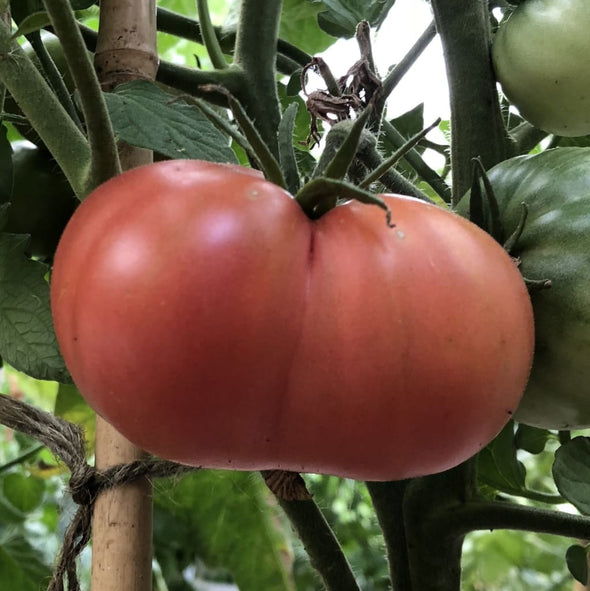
[50,160,534,480]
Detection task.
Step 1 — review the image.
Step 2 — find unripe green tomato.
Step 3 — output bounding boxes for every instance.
[492,0,590,136]
[2,142,77,258]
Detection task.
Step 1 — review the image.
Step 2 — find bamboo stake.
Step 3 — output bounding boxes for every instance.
[91,2,158,590]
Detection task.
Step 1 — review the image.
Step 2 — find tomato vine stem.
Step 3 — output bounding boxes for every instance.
[430,0,508,203]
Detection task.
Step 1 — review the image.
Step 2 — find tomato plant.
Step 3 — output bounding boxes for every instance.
[492,0,590,136]
[50,159,534,481]
[459,147,590,430]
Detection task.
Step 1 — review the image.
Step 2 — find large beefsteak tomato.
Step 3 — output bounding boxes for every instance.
[50,160,534,480]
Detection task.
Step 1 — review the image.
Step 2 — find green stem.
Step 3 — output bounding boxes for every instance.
[404,462,476,591]
[381,119,451,202]
[233,0,282,158]
[440,500,590,540]
[156,5,311,69]
[44,0,120,192]
[0,20,90,196]
[366,481,413,591]
[355,130,431,201]
[0,444,44,474]
[196,0,228,69]
[430,0,508,204]
[511,121,549,155]
[374,21,436,127]
[276,496,361,591]
[27,31,82,130]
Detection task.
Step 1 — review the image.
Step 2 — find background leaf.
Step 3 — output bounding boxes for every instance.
[316,0,397,38]
[154,471,295,591]
[105,80,238,163]
[553,437,590,514]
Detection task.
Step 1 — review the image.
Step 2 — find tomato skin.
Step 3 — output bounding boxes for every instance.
[51,160,534,480]
[458,148,590,430]
[492,0,590,136]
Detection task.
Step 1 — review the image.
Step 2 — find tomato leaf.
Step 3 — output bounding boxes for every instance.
[154,471,295,591]
[566,544,589,585]
[104,80,238,164]
[514,424,550,455]
[553,437,590,515]
[316,0,396,38]
[280,0,335,53]
[477,422,527,495]
[0,232,70,383]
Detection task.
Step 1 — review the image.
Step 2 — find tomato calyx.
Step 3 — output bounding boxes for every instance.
[295,176,393,226]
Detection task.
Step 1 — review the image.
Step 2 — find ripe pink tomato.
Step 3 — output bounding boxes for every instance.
[51,160,534,480]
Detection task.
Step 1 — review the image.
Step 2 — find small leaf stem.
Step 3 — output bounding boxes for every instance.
[374,21,436,126]
[0,443,44,474]
[430,0,508,203]
[233,0,282,158]
[354,129,432,201]
[276,495,362,591]
[366,481,413,591]
[0,19,90,196]
[43,0,120,192]
[380,119,451,202]
[360,118,440,188]
[214,86,286,187]
[196,0,228,70]
[156,5,311,70]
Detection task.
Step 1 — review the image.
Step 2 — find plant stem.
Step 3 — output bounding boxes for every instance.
[196,0,228,69]
[156,5,310,70]
[403,462,476,591]
[366,481,413,591]
[233,0,282,158]
[0,19,90,196]
[277,496,362,591]
[43,0,121,192]
[440,500,590,540]
[0,444,44,473]
[430,0,508,204]
[27,31,82,130]
[380,119,451,202]
[374,21,436,126]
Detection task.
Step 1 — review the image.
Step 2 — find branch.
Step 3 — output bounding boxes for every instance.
[380,120,451,202]
[0,19,90,196]
[374,21,436,126]
[430,0,508,204]
[366,481,413,591]
[233,0,282,157]
[43,0,120,192]
[443,500,590,541]
[276,495,362,591]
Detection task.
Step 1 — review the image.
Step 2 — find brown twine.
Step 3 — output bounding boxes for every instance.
[0,393,197,591]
